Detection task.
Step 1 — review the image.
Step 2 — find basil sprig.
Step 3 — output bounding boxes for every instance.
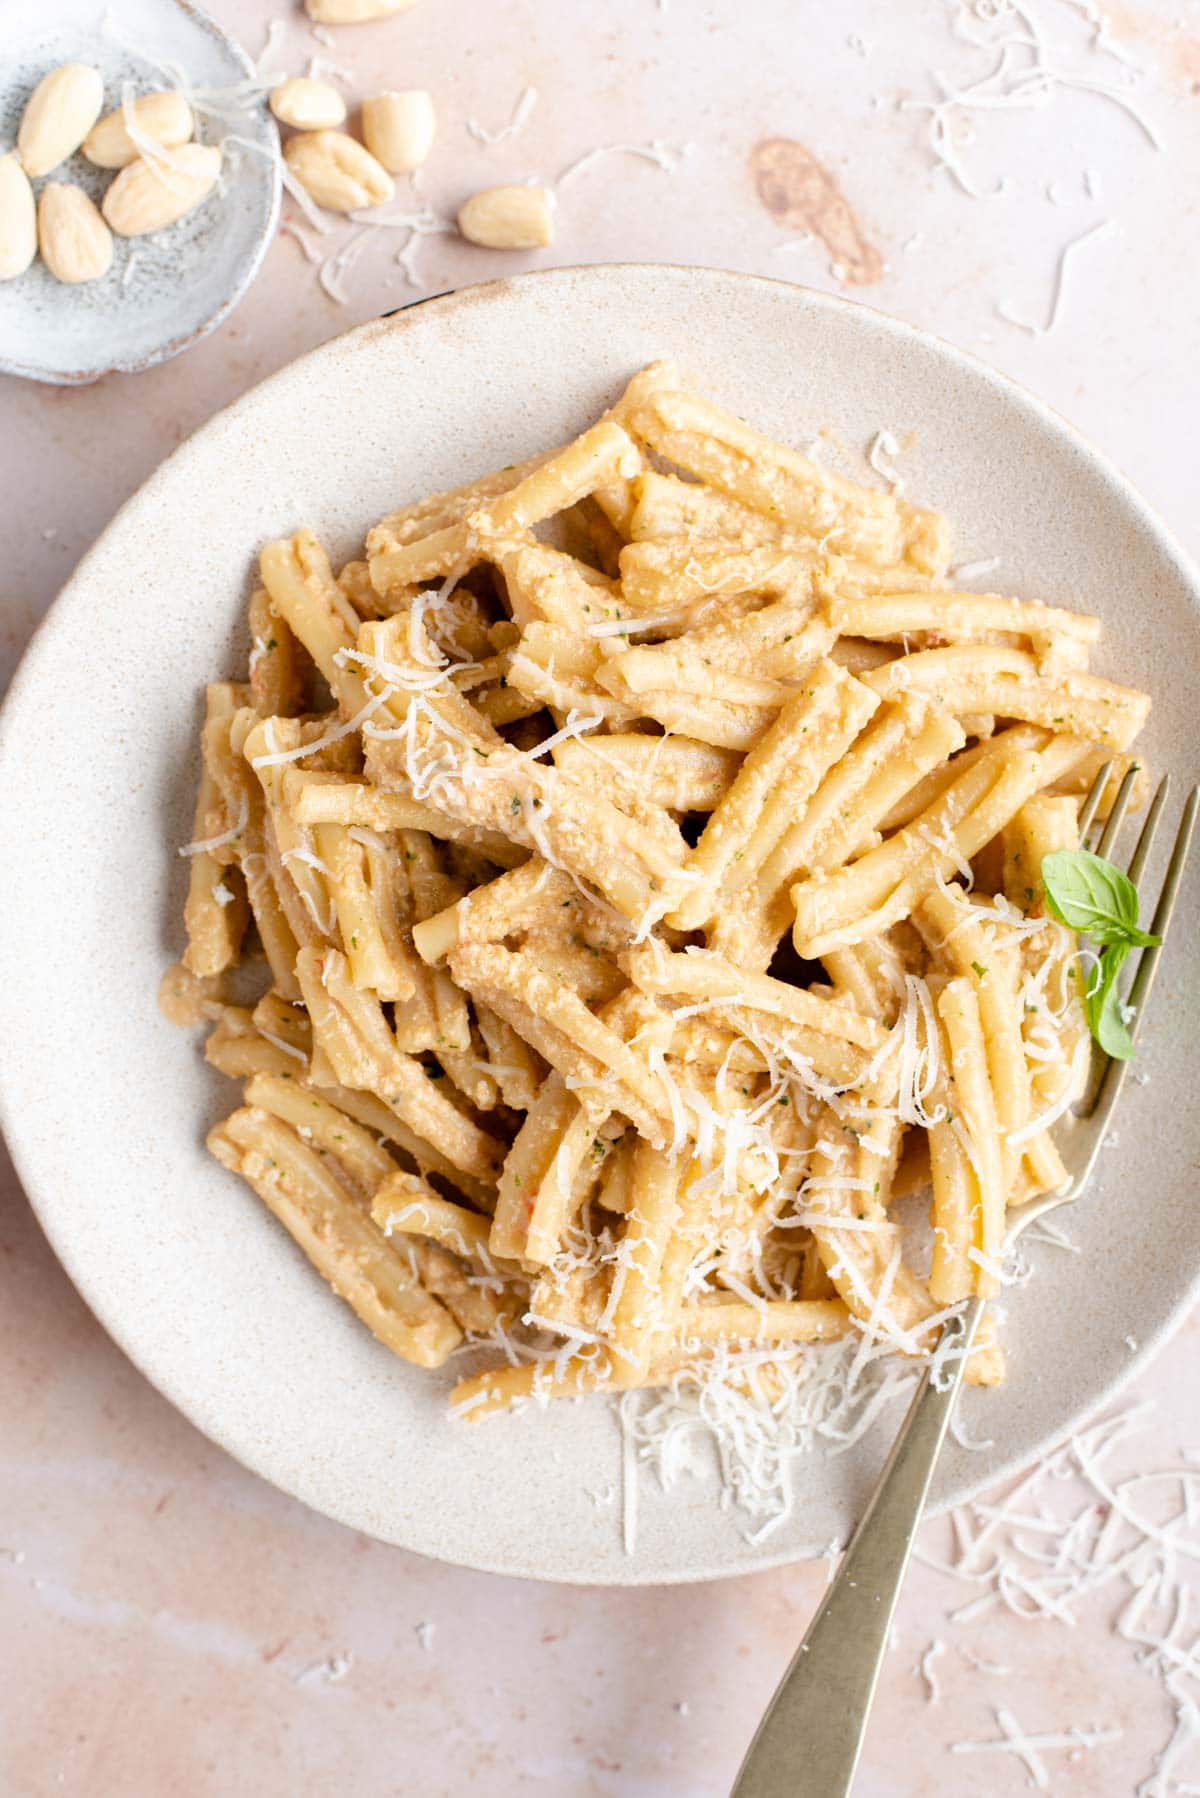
[1040,849,1160,1060]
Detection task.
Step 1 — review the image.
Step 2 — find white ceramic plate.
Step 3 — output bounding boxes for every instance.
[1,267,1198,1584]
[0,0,278,385]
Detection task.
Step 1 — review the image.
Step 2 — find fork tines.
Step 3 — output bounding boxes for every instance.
[1077,762,1198,1134]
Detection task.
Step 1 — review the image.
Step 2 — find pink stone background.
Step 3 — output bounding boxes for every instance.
[4,2,1200,1792]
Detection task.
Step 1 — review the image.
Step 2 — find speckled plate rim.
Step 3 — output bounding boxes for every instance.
[1,265,1198,1584]
[0,0,280,386]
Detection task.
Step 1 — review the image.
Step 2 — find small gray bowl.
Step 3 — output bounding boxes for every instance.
[0,0,279,385]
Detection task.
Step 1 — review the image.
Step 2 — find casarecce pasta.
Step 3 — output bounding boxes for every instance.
[163,362,1149,1424]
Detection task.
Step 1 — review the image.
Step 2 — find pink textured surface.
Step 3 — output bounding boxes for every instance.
[3,1,1200,1792]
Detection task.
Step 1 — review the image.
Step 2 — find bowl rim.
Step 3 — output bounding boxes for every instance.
[3,262,1200,1581]
[0,0,281,387]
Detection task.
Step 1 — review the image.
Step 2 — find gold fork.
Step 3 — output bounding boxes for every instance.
[732,765,1198,1798]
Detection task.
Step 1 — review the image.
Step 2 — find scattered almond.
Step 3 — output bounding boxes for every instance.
[283,130,394,212]
[37,182,113,283]
[101,142,223,237]
[269,78,347,132]
[457,184,555,250]
[304,0,422,20]
[18,63,105,179]
[82,91,195,169]
[0,153,37,281]
[361,90,436,174]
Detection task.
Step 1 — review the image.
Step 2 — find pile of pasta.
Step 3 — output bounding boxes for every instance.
[166,361,1151,1418]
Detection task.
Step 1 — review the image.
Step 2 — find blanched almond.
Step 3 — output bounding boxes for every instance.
[361,90,435,174]
[457,184,554,250]
[269,78,347,131]
[101,143,222,237]
[18,63,105,178]
[37,182,113,283]
[82,91,194,169]
[0,152,37,280]
[305,0,421,20]
[283,130,394,212]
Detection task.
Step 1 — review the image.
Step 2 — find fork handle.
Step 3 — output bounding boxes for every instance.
[731,1299,985,1798]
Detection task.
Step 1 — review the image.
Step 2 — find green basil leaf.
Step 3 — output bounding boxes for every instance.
[1040,849,1160,948]
[1086,942,1135,1060]
[1119,924,1162,949]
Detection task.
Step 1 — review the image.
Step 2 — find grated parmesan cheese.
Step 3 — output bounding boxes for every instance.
[306,54,351,85]
[466,85,539,146]
[318,227,373,306]
[867,428,906,493]
[178,797,247,858]
[951,1708,1122,1788]
[618,1334,921,1550]
[915,1399,1200,1794]
[252,688,397,768]
[294,1650,353,1685]
[918,1636,945,1703]
[948,555,1002,583]
[997,218,1118,338]
[556,139,692,187]
[256,18,288,82]
[903,0,1162,200]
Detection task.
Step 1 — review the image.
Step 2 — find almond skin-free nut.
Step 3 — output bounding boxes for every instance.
[305,0,421,20]
[361,90,436,174]
[17,63,105,179]
[457,184,555,250]
[0,152,37,280]
[269,78,348,131]
[37,182,114,283]
[82,91,195,169]
[283,130,395,212]
[101,143,222,237]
